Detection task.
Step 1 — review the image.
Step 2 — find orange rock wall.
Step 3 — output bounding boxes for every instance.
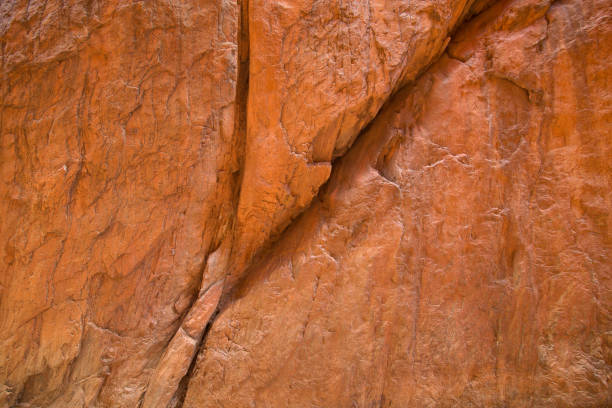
[1,0,610,407]
[0,1,240,405]
[184,1,611,405]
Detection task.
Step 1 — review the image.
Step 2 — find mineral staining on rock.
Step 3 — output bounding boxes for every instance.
[1,0,610,407]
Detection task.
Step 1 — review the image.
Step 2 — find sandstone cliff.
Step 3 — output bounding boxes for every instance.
[0,0,610,407]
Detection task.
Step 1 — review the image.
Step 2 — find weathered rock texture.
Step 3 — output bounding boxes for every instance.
[0,1,240,405]
[1,0,611,407]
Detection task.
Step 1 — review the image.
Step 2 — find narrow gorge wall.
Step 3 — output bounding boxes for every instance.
[0,0,610,407]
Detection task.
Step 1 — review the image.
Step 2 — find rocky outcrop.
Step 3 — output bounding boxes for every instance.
[228,0,479,289]
[1,0,610,407]
[184,0,611,406]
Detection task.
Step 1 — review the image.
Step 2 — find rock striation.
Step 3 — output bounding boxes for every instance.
[1,0,610,407]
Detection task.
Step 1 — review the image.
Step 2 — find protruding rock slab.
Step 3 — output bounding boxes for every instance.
[229,0,479,287]
[141,280,223,408]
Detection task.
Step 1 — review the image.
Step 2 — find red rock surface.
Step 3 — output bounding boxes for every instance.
[184,0,612,406]
[1,0,611,407]
[228,0,478,288]
[0,1,240,405]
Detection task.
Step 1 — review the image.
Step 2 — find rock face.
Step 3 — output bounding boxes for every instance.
[0,1,240,405]
[228,0,477,288]
[1,0,610,407]
[183,0,612,405]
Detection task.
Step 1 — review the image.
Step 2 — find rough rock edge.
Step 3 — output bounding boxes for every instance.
[137,0,251,406]
[167,0,508,406]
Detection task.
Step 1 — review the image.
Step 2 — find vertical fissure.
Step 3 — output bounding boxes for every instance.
[170,310,221,408]
[170,0,499,405]
[171,1,250,407]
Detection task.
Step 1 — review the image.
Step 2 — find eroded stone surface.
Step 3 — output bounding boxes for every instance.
[228,0,480,288]
[1,0,610,406]
[0,1,239,406]
[183,0,611,406]
[142,281,223,408]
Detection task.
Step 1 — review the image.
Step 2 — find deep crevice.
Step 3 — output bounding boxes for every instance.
[171,0,250,406]
[220,0,502,302]
[171,309,220,408]
[175,0,504,402]
[229,0,250,210]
